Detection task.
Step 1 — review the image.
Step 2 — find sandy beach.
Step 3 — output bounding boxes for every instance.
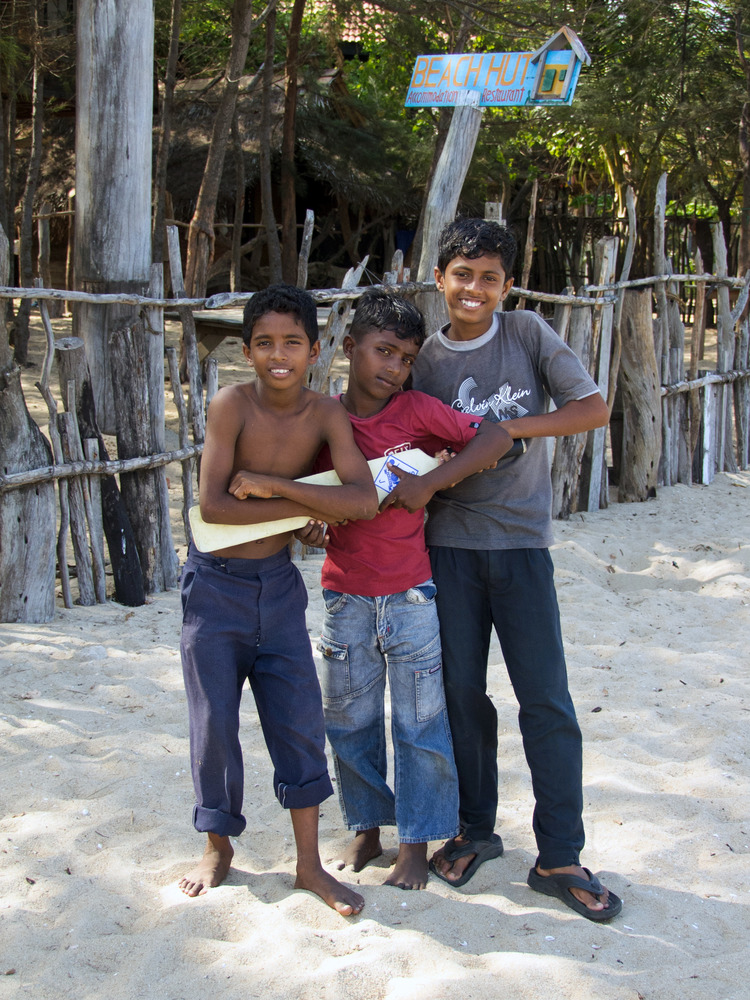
[2,461,748,1000]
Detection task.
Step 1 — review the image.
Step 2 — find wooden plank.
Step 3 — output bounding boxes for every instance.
[702,381,717,484]
[167,224,205,447]
[297,208,315,289]
[687,249,706,473]
[653,174,670,384]
[84,437,106,598]
[584,237,617,511]
[34,289,73,607]
[167,346,194,546]
[712,221,737,472]
[58,411,96,606]
[61,384,106,606]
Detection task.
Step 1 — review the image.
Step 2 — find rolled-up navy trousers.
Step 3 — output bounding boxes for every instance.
[180,546,333,838]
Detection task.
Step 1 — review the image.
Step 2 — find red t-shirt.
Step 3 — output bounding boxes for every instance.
[315,391,480,596]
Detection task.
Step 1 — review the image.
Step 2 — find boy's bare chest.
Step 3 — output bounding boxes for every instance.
[233,405,325,479]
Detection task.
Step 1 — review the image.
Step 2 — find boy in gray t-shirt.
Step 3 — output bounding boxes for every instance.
[411,217,622,921]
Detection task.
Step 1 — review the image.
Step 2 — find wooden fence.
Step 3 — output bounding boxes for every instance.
[1,228,749,617]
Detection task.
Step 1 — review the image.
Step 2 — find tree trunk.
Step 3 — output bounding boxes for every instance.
[736,16,750,276]
[260,4,282,283]
[14,0,44,366]
[618,289,662,502]
[55,335,146,606]
[1,1,19,336]
[230,114,246,292]
[152,0,182,266]
[0,224,56,622]
[280,0,306,283]
[739,102,750,277]
[183,0,258,297]
[110,320,177,595]
[74,0,154,433]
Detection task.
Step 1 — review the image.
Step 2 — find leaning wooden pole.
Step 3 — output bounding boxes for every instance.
[416,103,483,334]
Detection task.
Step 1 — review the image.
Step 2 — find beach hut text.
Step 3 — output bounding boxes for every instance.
[404,27,591,108]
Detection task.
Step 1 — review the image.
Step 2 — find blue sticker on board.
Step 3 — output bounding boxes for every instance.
[374,454,419,494]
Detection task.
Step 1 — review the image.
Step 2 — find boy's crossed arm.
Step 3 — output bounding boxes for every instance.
[380,419,512,514]
[225,398,378,525]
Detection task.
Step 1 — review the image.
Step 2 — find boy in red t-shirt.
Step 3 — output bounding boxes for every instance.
[314,288,511,889]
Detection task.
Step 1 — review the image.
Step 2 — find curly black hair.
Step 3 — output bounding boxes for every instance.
[437,217,517,277]
[349,287,426,349]
[242,284,319,347]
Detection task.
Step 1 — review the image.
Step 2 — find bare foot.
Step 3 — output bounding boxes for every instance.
[179,833,234,897]
[430,835,474,883]
[295,863,365,916]
[384,842,428,890]
[535,863,611,913]
[336,828,383,872]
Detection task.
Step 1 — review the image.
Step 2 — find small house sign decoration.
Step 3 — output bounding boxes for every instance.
[404,26,591,109]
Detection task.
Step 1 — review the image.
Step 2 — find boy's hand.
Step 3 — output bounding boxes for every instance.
[293,519,329,548]
[228,470,276,500]
[435,448,456,464]
[378,462,438,514]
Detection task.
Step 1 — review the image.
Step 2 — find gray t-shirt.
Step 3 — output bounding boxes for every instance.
[412,310,599,549]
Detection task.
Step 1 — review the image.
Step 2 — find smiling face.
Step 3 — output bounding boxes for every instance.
[343,327,420,416]
[435,253,514,340]
[242,311,320,390]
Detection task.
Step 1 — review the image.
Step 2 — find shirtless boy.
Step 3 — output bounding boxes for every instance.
[178,284,377,916]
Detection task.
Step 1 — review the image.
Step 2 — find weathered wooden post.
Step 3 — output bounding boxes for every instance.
[580,235,617,510]
[712,221,738,473]
[74,0,153,433]
[687,249,707,478]
[551,297,594,518]
[736,311,750,469]
[55,336,146,606]
[618,289,662,501]
[110,319,177,594]
[0,225,56,623]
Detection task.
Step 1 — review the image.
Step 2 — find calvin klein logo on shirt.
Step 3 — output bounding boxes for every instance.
[452,377,530,420]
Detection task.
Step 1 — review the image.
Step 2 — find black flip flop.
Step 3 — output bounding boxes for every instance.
[429,833,504,888]
[527,866,623,921]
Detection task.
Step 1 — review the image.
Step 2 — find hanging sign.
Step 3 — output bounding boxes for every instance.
[404,27,590,109]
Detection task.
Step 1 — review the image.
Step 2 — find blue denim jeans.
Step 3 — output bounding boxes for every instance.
[317,581,459,844]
